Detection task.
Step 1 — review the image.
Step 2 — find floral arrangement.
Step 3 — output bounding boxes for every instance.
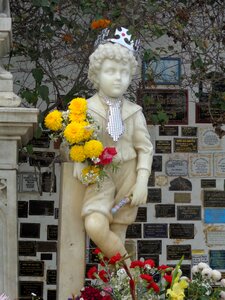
[69,249,225,300]
[44,97,117,186]
[91,19,111,30]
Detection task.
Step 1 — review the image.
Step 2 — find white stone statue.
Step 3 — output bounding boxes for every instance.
[74,28,153,260]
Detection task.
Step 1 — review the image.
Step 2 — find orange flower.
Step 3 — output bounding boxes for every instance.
[91,19,111,30]
[62,33,73,43]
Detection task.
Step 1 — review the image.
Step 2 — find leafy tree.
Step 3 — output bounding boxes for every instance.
[8,0,225,135]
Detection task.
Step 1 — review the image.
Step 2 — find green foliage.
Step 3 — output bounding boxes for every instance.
[9,0,225,131]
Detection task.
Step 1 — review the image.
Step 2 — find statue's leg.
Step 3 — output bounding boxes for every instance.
[84,212,128,258]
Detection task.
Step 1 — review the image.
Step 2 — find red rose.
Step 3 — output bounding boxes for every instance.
[148,281,160,293]
[93,248,102,255]
[130,260,145,268]
[158,264,172,271]
[108,252,122,264]
[164,273,173,284]
[140,274,153,282]
[99,270,109,283]
[98,147,117,165]
[144,259,155,268]
[87,266,98,279]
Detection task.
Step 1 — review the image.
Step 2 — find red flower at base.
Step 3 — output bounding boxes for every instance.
[130,260,145,268]
[108,252,122,264]
[144,259,155,268]
[99,270,109,283]
[147,281,160,293]
[80,286,103,299]
[98,147,117,165]
[87,266,98,279]
[140,274,153,282]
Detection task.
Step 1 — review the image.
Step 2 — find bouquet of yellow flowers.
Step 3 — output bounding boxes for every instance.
[44,97,117,186]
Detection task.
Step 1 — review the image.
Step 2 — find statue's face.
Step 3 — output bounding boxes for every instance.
[97,58,131,98]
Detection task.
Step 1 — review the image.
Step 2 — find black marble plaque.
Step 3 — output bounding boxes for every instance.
[20,223,40,238]
[169,224,194,239]
[210,250,225,269]
[29,200,54,216]
[177,206,201,220]
[137,254,159,266]
[204,190,225,207]
[19,281,43,298]
[138,89,188,125]
[159,126,179,136]
[155,140,171,153]
[88,250,100,263]
[47,290,57,300]
[18,201,28,218]
[19,261,44,277]
[54,208,59,219]
[41,172,56,193]
[169,177,192,191]
[47,270,57,285]
[30,132,50,148]
[143,223,168,238]
[36,242,57,252]
[29,151,55,167]
[41,253,52,260]
[137,240,162,255]
[148,172,155,187]
[135,207,147,222]
[152,156,163,172]
[174,138,198,153]
[126,224,142,239]
[47,225,58,240]
[181,127,197,137]
[167,244,192,260]
[201,179,216,188]
[155,204,175,218]
[147,188,161,203]
[19,241,37,257]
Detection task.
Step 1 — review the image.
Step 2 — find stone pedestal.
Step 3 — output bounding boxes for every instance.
[57,163,86,300]
[0,108,38,298]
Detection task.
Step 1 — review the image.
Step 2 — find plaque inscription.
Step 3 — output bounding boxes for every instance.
[204,190,225,207]
[138,240,162,255]
[159,126,178,136]
[143,224,168,238]
[177,206,201,220]
[19,241,37,257]
[155,140,171,154]
[174,138,198,153]
[169,224,194,239]
[155,204,175,218]
[165,160,188,176]
[19,281,43,298]
[147,188,161,203]
[181,126,197,137]
[167,244,192,260]
[126,224,142,239]
[201,179,216,188]
[19,261,44,277]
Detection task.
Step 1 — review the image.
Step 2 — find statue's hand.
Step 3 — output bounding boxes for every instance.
[130,169,149,206]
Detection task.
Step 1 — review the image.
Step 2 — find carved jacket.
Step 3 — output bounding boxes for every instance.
[87,94,153,173]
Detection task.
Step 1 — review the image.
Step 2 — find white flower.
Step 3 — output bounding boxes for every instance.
[220,291,225,299]
[180,276,189,282]
[211,269,222,281]
[117,268,128,280]
[221,278,225,287]
[197,262,209,271]
[201,267,212,278]
[191,265,199,274]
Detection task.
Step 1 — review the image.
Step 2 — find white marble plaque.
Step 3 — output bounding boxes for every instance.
[189,154,213,177]
[19,172,39,192]
[165,159,188,176]
[214,153,225,177]
[198,127,222,150]
[207,230,225,245]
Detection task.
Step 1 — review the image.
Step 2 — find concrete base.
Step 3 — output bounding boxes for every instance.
[57,163,86,300]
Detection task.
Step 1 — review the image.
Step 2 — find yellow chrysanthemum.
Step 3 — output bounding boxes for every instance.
[81,165,100,184]
[69,145,86,162]
[44,110,63,131]
[63,122,86,144]
[84,140,104,158]
[68,97,87,115]
[69,112,86,123]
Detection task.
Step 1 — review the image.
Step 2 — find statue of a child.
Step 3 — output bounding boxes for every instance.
[76,29,153,260]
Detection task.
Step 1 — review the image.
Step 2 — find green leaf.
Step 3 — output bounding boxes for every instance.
[32,68,44,84]
[26,144,33,154]
[21,90,38,104]
[34,126,43,139]
[38,85,49,101]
